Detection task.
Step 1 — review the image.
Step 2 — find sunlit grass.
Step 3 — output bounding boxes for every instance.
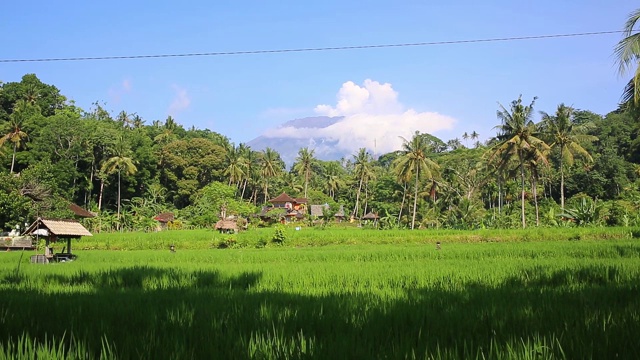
[1,237,639,359]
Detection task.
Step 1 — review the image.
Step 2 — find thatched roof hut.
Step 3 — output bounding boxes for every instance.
[310,204,327,217]
[68,203,96,218]
[362,212,379,220]
[215,219,238,233]
[23,218,92,261]
[153,212,175,223]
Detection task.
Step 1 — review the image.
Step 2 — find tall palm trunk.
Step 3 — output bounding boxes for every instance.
[10,142,17,174]
[241,179,248,199]
[117,169,121,230]
[353,176,364,218]
[532,172,539,226]
[559,147,565,211]
[519,153,526,229]
[411,167,420,230]
[398,182,407,224]
[98,178,105,211]
[263,181,269,204]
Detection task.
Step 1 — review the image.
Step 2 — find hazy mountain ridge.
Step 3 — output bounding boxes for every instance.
[247,116,347,166]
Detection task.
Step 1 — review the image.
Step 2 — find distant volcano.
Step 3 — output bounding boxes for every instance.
[247,116,347,167]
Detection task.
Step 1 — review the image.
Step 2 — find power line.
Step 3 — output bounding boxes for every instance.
[0,30,624,63]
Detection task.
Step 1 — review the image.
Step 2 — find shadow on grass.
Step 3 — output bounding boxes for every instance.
[0,266,638,359]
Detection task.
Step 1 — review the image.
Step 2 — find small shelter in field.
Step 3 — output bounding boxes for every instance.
[68,203,97,218]
[334,205,346,222]
[153,212,175,231]
[362,212,380,226]
[23,218,92,263]
[310,204,327,218]
[214,219,238,233]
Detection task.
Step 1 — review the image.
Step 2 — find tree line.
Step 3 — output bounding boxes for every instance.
[1,10,640,232]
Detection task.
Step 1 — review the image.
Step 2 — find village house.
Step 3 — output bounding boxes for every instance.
[259,192,308,223]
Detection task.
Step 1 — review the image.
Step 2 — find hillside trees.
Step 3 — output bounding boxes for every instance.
[489,96,549,228]
[3,73,640,231]
[394,131,440,230]
[540,104,597,210]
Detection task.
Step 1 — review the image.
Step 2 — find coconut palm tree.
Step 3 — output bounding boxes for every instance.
[224,144,246,188]
[259,147,282,203]
[540,104,597,210]
[462,132,470,147]
[293,147,317,198]
[101,136,138,225]
[470,131,479,142]
[393,131,440,229]
[489,96,549,228]
[351,148,375,218]
[615,8,640,105]
[323,161,344,200]
[0,100,31,173]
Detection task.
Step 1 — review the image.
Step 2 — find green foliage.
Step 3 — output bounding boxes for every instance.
[271,225,287,245]
[3,72,640,237]
[560,196,604,226]
[181,181,255,227]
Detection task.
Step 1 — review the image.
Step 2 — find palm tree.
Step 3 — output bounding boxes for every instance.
[224,144,246,188]
[541,104,597,210]
[393,131,440,229]
[470,131,479,142]
[489,96,549,228]
[0,100,31,173]
[101,136,138,225]
[323,161,344,200]
[293,147,317,198]
[259,147,282,203]
[615,8,640,105]
[462,132,469,147]
[352,148,375,218]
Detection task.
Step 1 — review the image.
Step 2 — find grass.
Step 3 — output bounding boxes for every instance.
[73,225,639,251]
[0,230,639,359]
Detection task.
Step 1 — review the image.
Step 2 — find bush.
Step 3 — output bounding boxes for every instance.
[271,226,287,245]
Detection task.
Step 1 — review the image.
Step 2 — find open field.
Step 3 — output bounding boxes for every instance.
[70,226,640,250]
[1,230,639,359]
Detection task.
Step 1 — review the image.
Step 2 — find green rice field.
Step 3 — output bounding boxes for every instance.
[1,229,639,359]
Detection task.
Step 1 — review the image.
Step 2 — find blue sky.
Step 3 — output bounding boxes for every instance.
[1,1,636,152]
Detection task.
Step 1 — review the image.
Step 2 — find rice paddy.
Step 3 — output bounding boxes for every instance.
[1,229,639,359]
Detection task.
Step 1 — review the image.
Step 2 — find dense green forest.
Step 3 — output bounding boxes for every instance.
[3,12,640,233]
[1,72,639,233]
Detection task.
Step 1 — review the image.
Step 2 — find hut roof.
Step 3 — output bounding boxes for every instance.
[69,203,96,218]
[269,192,296,203]
[215,219,238,230]
[310,204,328,217]
[294,197,308,204]
[362,212,379,220]
[23,218,92,238]
[153,212,175,223]
[334,205,345,217]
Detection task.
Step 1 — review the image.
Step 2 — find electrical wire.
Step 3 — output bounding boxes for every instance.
[0,30,624,63]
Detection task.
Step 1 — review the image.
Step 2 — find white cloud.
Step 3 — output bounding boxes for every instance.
[264,79,456,154]
[168,85,191,116]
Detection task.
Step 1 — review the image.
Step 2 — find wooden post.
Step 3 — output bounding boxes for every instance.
[67,238,72,255]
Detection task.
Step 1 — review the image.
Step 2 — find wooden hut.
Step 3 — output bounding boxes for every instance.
[68,203,96,218]
[214,219,238,233]
[334,205,346,222]
[362,212,380,226]
[153,212,175,231]
[23,218,92,263]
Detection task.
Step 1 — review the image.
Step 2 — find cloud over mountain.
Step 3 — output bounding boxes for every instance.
[263,79,456,155]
